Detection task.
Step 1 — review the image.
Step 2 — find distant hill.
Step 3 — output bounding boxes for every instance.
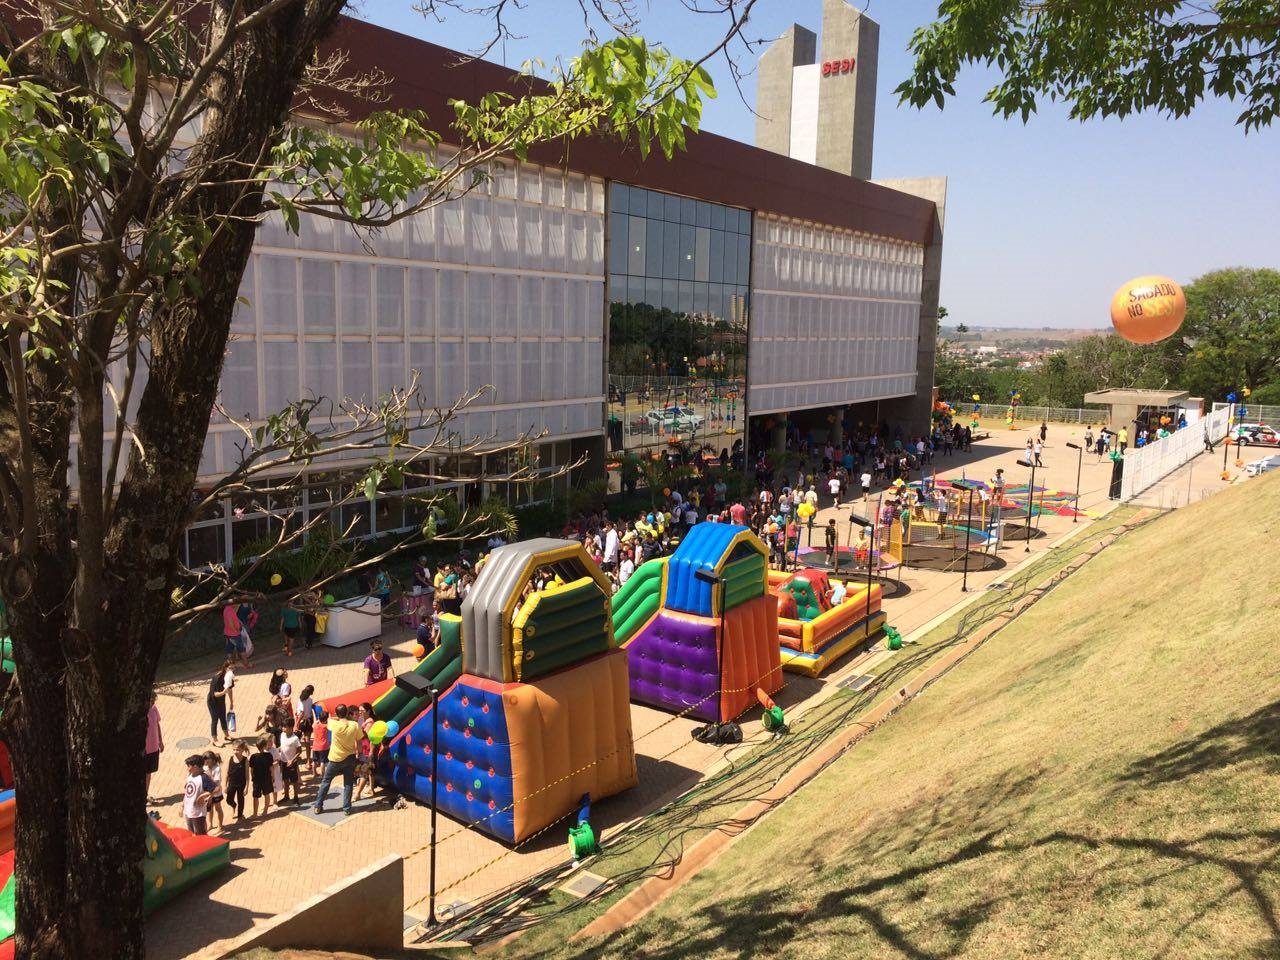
[943,326,1105,345]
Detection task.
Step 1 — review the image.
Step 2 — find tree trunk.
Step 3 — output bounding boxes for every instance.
[2,2,351,956]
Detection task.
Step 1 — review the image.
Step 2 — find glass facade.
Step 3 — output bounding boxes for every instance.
[606,183,750,463]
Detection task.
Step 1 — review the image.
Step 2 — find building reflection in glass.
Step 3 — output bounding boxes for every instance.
[606,183,750,471]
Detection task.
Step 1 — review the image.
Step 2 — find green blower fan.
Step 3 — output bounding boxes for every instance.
[757,689,786,732]
[568,794,599,861]
[885,625,903,651]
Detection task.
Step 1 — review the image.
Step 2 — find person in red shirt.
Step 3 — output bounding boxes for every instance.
[729,501,747,525]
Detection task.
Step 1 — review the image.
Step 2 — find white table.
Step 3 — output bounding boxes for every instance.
[318,596,384,648]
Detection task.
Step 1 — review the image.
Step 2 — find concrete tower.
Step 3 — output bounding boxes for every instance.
[755,0,878,179]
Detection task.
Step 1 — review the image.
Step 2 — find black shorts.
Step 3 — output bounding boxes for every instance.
[144,751,160,774]
[251,776,274,798]
[282,763,300,784]
[283,626,299,638]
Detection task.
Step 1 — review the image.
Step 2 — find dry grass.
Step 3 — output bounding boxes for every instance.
[547,472,1280,960]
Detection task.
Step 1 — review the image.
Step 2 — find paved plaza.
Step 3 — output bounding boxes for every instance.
[148,423,1130,959]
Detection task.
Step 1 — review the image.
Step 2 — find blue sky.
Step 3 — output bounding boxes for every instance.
[358,0,1278,329]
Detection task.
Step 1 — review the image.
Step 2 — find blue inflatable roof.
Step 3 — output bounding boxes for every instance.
[665,523,749,617]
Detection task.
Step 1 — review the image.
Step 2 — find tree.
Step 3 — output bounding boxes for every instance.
[897,1,1280,130]
[1178,267,1280,399]
[0,2,738,955]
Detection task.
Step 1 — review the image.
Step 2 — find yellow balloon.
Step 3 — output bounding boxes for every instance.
[269,573,282,586]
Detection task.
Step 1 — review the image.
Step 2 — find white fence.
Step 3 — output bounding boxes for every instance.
[960,403,1110,425]
[1120,404,1230,500]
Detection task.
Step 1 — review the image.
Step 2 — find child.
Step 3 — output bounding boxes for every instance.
[277,718,302,805]
[255,696,289,746]
[352,723,373,803]
[202,750,225,832]
[182,755,214,835]
[311,710,330,777]
[225,742,248,820]
[296,685,316,769]
[248,736,276,817]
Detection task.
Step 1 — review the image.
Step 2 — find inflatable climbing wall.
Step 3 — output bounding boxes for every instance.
[381,539,637,843]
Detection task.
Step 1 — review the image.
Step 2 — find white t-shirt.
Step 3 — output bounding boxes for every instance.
[603,527,619,563]
[204,763,222,796]
[223,667,236,707]
[804,489,819,507]
[861,472,872,488]
[619,557,635,585]
[684,507,697,526]
[278,732,302,765]
[828,478,840,497]
[183,773,209,819]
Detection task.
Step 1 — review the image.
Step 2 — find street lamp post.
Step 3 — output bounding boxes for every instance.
[694,568,727,725]
[957,484,976,592]
[1066,442,1083,523]
[393,672,440,926]
[1016,458,1036,552]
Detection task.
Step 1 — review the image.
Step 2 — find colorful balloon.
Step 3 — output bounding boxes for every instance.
[269,573,282,586]
[385,720,400,739]
[368,720,388,744]
[412,644,426,659]
[1110,275,1186,344]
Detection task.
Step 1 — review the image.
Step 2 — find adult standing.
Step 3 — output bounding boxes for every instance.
[602,520,619,573]
[363,639,393,686]
[1039,421,1048,443]
[144,691,164,800]
[207,660,232,747]
[313,704,361,817]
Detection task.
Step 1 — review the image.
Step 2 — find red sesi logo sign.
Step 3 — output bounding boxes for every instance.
[820,58,856,76]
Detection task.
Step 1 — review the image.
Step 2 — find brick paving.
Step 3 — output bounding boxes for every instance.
[148,425,1125,959]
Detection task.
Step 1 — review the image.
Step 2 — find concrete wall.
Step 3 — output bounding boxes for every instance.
[816,0,878,179]
[873,177,947,435]
[213,854,405,957]
[755,24,818,159]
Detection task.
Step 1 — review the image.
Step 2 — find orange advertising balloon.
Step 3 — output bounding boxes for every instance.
[1110,275,1186,344]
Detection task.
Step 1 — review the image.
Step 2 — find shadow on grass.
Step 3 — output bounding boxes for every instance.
[1121,699,1280,786]
[545,823,1280,960]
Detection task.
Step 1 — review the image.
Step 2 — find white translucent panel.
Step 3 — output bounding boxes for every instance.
[439,202,465,261]
[339,261,371,335]
[231,258,256,333]
[518,205,543,270]
[302,341,337,398]
[407,200,436,260]
[491,339,517,403]
[584,340,603,396]
[566,213,589,273]
[517,164,542,204]
[585,281,605,335]
[492,160,517,198]
[377,341,405,396]
[543,405,565,435]
[439,270,465,336]
[257,206,294,249]
[465,411,494,440]
[493,274,518,337]
[333,221,366,255]
[542,341,565,400]
[467,339,491,392]
[258,256,297,333]
[519,340,541,401]
[542,278,565,336]
[567,173,588,211]
[465,194,493,266]
[588,178,605,214]
[542,208,565,273]
[519,276,542,333]
[408,340,435,401]
[493,199,518,268]
[544,170,565,208]
[588,217,604,271]
[262,340,300,415]
[493,408,518,442]
[437,341,463,405]
[341,340,373,403]
[407,267,436,336]
[467,272,492,337]
[375,265,405,334]
[220,337,259,419]
[301,259,337,333]
[298,211,336,253]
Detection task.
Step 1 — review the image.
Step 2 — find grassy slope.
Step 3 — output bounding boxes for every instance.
[555,472,1280,960]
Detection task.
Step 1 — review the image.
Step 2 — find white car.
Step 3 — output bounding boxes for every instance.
[1232,423,1280,447]
[645,407,704,432]
[1244,454,1280,477]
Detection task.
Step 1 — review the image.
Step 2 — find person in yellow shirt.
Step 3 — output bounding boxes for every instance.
[312,704,362,817]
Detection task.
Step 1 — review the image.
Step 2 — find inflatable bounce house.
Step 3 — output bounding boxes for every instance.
[364,539,636,844]
[768,569,886,676]
[612,524,783,723]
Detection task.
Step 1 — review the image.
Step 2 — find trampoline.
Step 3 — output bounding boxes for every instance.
[887,519,1005,572]
[793,546,910,598]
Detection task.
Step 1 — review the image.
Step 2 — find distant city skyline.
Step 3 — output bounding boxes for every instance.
[358,1,1279,329]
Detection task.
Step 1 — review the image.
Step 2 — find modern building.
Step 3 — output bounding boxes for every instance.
[178,1,945,568]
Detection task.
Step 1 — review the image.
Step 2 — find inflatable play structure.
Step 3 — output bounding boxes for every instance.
[0,791,229,955]
[377,539,637,844]
[612,523,783,723]
[767,569,887,676]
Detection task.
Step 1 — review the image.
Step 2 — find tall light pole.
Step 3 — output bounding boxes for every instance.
[955,482,976,592]
[1016,458,1036,552]
[694,567,727,725]
[394,672,439,926]
[1066,442,1083,523]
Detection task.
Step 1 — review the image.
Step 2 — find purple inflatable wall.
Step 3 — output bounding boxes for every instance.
[625,610,720,722]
